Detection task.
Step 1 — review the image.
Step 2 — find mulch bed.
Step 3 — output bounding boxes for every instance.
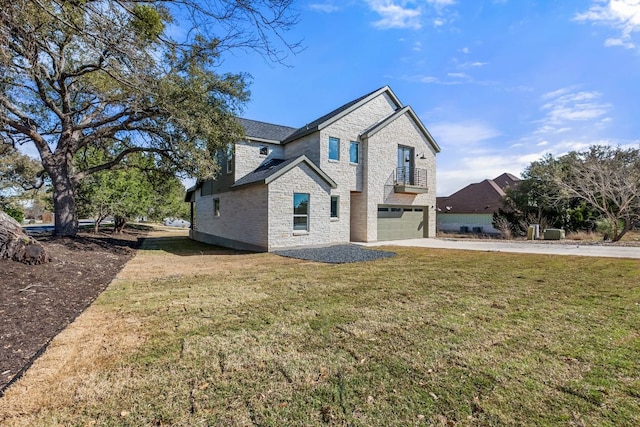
[0,228,146,396]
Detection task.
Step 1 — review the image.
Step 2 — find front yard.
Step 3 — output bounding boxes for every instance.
[1,231,638,426]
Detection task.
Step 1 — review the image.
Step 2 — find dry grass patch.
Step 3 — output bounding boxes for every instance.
[1,233,639,426]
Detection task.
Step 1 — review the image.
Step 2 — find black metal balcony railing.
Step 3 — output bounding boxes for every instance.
[394,167,427,188]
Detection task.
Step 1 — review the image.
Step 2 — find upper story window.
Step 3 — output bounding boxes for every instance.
[259,146,268,156]
[226,144,234,174]
[293,193,310,231]
[350,141,359,164]
[328,137,340,161]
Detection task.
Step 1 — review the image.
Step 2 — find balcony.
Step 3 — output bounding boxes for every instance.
[393,167,428,194]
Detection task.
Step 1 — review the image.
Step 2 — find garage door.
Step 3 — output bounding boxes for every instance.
[377,206,425,241]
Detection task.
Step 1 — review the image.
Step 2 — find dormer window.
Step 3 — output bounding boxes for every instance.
[259,146,268,156]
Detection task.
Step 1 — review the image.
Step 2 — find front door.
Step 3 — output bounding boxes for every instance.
[397,146,414,184]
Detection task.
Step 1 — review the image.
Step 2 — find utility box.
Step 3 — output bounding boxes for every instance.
[460,226,469,233]
[543,228,565,240]
[527,224,540,240]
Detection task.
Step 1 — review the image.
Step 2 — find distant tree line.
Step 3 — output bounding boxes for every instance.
[493,145,640,242]
[1,143,189,231]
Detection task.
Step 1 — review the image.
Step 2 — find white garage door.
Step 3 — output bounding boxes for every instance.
[377,206,425,241]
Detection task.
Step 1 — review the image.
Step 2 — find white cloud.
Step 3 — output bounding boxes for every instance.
[406,73,494,86]
[604,37,636,47]
[458,61,488,68]
[428,120,502,147]
[460,47,470,54]
[575,0,640,49]
[536,88,611,133]
[365,0,457,30]
[309,3,341,13]
[368,1,422,30]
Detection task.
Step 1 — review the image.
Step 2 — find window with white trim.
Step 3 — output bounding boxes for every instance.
[293,193,309,231]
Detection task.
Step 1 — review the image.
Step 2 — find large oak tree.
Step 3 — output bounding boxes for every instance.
[511,146,640,242]
[0,0,298,236]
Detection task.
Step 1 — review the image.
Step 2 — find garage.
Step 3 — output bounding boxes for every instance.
[377,205,425,241]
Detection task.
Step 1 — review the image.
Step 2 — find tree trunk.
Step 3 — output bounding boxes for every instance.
[49,165,79,237]
[113,215,127,234]
[0,211,50,264]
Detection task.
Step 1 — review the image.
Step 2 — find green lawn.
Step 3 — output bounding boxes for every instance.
[6,236,640,426]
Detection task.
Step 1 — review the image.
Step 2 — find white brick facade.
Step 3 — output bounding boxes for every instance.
[267,163,334,250]
[188,86,439,251]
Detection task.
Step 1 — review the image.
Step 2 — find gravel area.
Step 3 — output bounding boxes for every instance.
[274,244,396,264]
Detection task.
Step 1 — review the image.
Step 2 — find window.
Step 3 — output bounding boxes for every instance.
[259,146,268,156]
[226,144,234,174]
[293,193,309,231]
[331,196,339,218]
[328,137,340,161]
[213,198,220,217]
[350,141,359,164]
[200,180,213,196]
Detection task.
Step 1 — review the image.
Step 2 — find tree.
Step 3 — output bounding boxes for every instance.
[497,157,600,236]
[0,144,46,222]
[546,146,640,242]
[76,151,188,233]
[1,0,298,236]
[508,146,640,242]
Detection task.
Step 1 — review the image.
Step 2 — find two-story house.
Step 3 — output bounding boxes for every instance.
[185,86,441,251]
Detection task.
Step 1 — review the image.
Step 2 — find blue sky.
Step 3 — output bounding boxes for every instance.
[218,0,640,196]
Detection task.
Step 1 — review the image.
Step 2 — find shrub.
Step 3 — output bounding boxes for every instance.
[1,204,24,223]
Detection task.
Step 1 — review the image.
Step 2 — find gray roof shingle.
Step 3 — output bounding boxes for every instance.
[236,118,297,142]
[231,156,337,190]
[231,158,292,188]
[282,86,391,143]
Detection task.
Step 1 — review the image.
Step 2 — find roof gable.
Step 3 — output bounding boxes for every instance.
[437,180,506,214]
[359,105,441,153]
[282,86,401,143]
[493,172,520,190]
[437,173,521,213]
[231,155,337,190]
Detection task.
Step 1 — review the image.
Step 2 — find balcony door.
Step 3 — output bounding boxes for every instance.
[397,145,414,185]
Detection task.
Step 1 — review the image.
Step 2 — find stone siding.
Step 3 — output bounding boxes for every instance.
[194,184,269,250]
[284,134,320,165]
[267,163,336,250]
[363,112,438,241]
[235,141,284,179]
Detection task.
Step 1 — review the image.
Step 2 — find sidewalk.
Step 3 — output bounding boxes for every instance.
[361,238,640,259]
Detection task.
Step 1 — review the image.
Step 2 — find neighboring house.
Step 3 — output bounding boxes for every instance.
[185,86,441,251]
[436,173,520,234]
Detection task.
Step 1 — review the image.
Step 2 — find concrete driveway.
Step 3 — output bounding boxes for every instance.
[361,238,640,259]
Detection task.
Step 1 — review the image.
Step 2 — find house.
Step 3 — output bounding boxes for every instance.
[185,86,441,251]
[436,173,520,234]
